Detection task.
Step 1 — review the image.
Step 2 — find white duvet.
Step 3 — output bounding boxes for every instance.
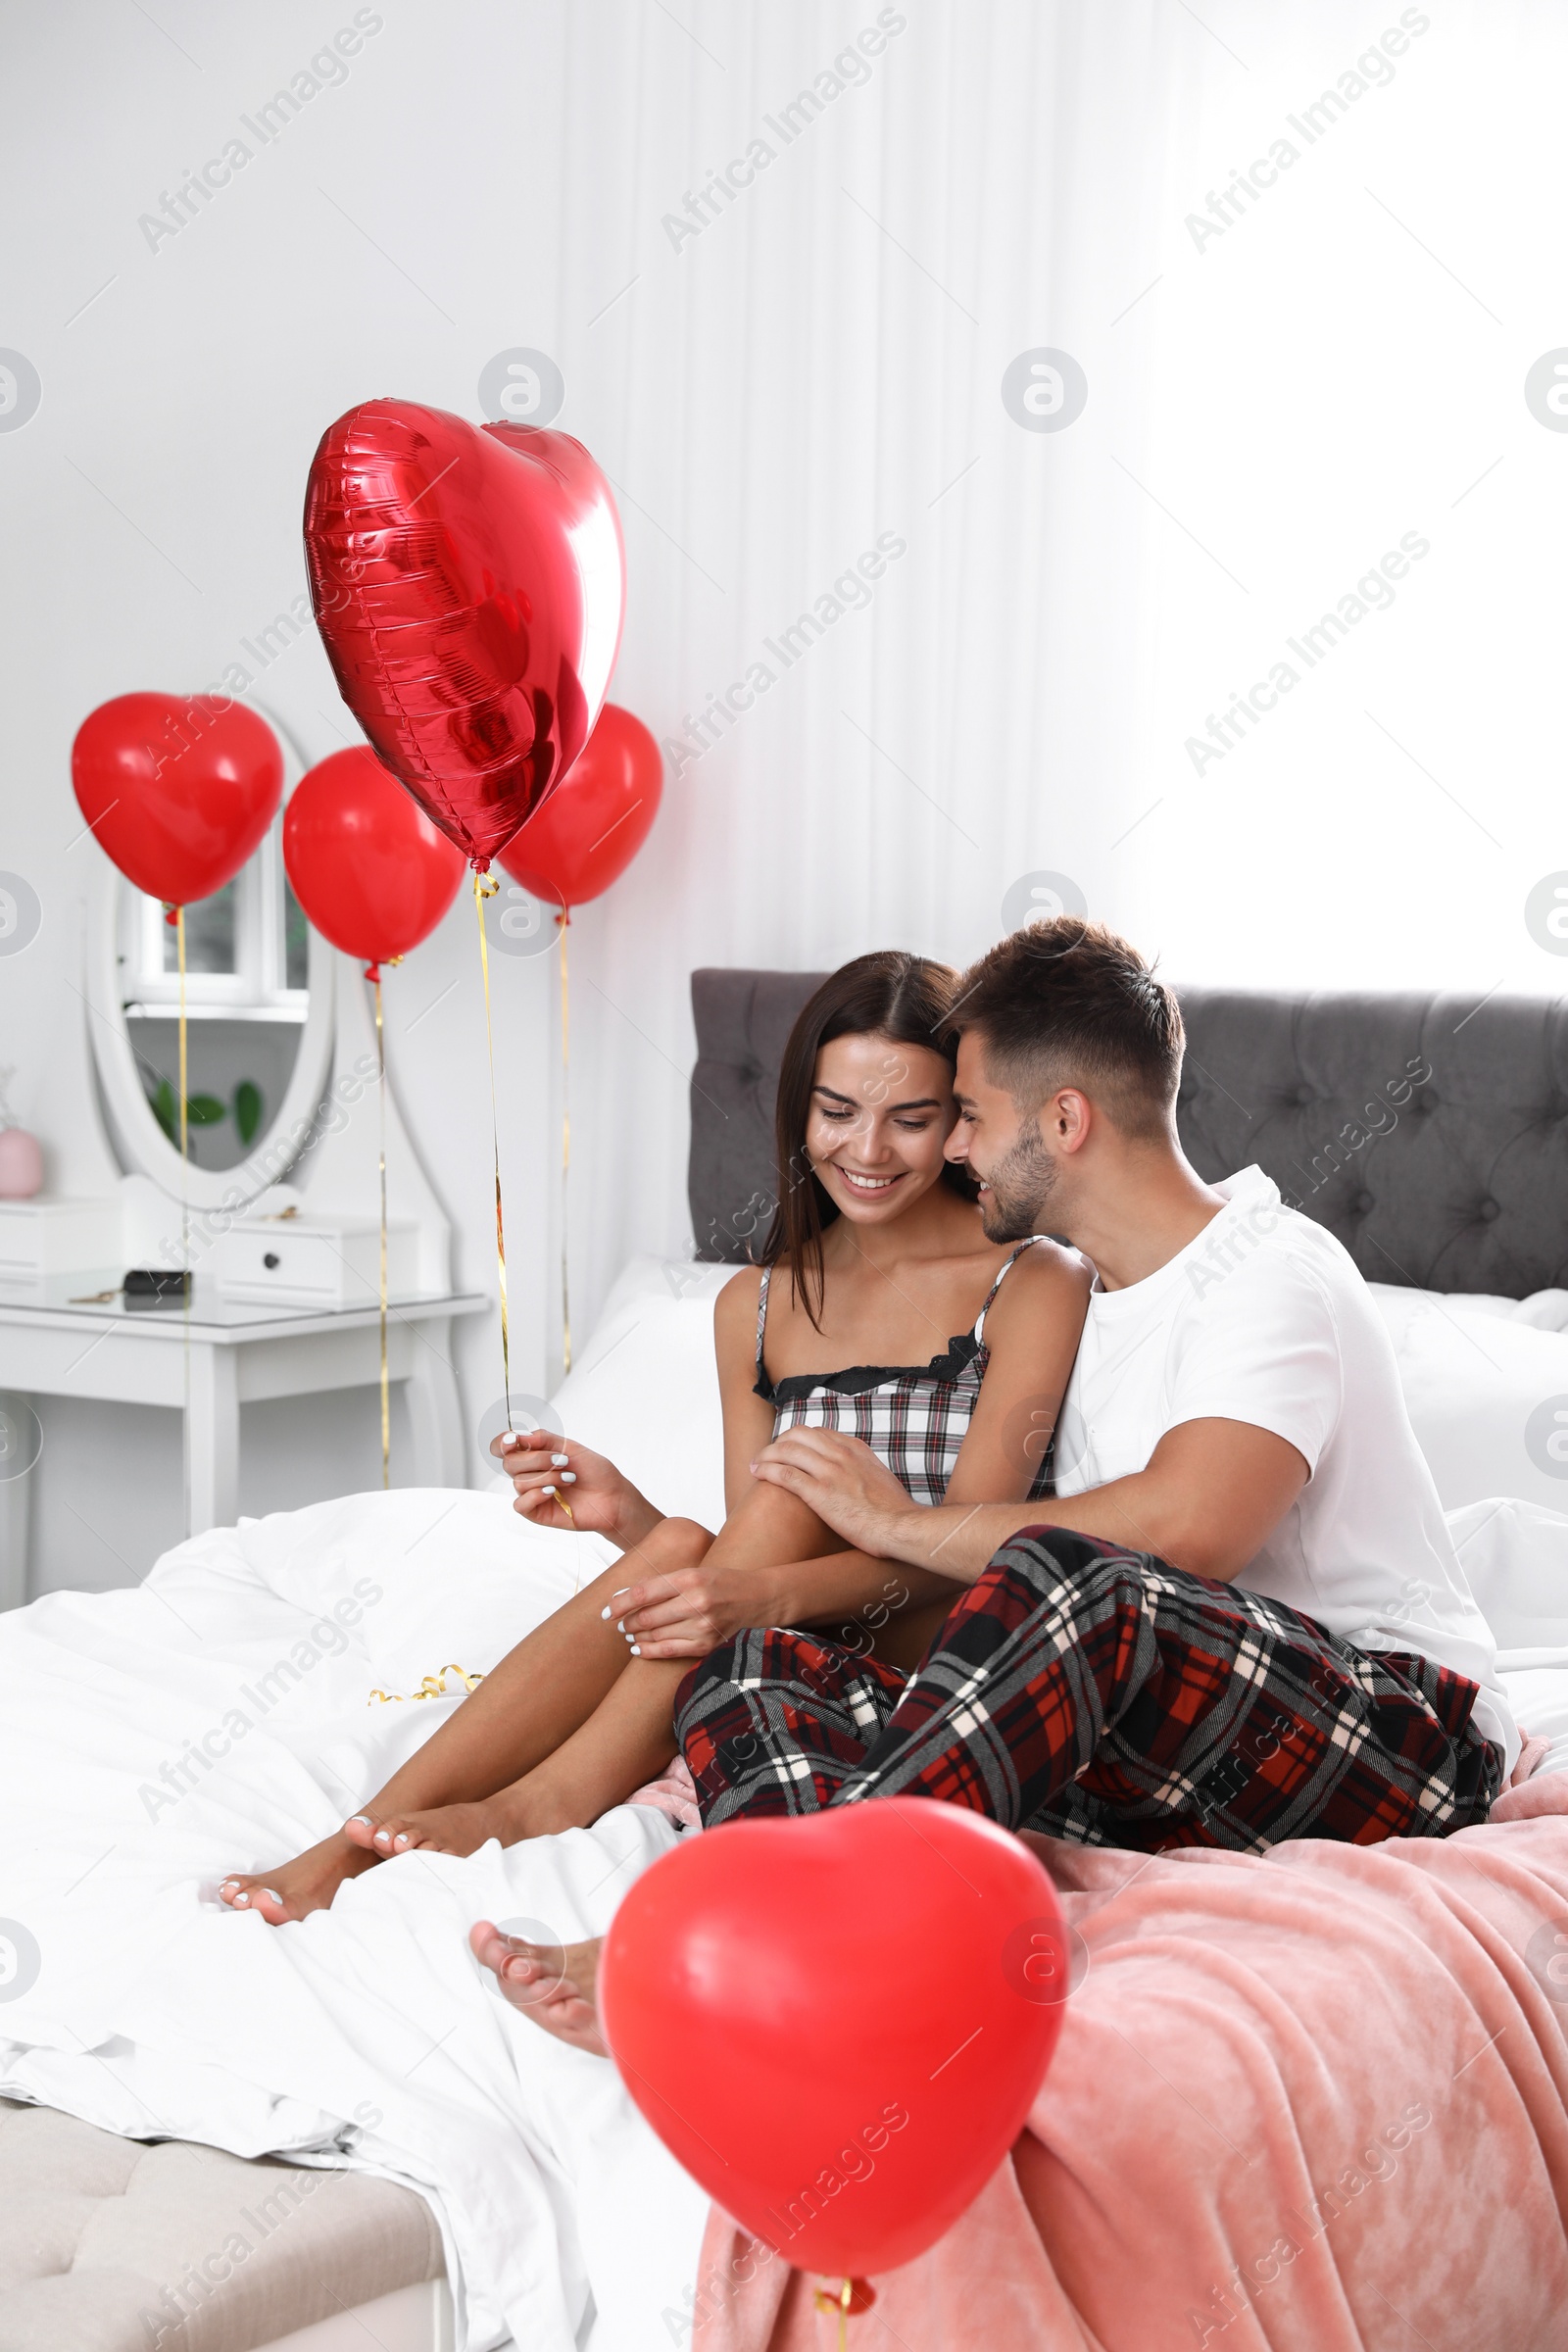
[0,1488,710,2352]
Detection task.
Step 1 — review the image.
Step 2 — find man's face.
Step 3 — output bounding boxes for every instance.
[946,1031,1060,1241]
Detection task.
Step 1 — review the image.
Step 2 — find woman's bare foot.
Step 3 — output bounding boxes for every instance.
[218,1830,379,1923]
[342,1799,514,1860]
[343,1758,600,1861]
[469,1920,608,2056]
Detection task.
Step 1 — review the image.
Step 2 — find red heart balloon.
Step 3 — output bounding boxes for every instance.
[498,703,662,910]
[303,401,625,870]
[71,692,283,907]
[599,1799,1068,2278]
[283,747,466,976]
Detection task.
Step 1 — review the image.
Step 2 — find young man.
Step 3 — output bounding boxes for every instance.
[478,917,1513,2043]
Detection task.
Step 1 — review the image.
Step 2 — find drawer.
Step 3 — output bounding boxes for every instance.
[214,1218,418,1308]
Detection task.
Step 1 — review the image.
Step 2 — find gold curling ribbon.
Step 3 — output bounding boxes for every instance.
[473,872,512,1431]
[174,905,192,1539]
[373,967,389,1489]
[812,2278,857,2352]
[558,908,572,1375]
[368,1663,484,1705]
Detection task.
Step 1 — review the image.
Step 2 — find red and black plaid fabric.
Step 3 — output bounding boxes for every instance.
[676,1527,1503,1852]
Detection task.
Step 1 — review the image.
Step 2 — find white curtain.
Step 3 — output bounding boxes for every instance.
[539,0,1190,1342]
[539,0,1568,1350]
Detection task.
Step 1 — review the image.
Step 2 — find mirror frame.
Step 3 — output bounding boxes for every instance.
[86,853,335,1215]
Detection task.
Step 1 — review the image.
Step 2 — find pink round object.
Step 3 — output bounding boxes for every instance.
[0,1128,42,1199]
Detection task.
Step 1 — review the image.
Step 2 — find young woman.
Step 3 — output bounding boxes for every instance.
[219,953,1092,1921]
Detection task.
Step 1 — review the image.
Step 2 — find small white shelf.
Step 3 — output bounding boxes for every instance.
[122,1002,310,1024]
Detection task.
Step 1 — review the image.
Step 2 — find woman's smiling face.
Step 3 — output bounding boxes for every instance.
[805,1031,959,1225]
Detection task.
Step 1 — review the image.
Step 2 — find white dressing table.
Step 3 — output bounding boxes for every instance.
[0,1275,485,1607]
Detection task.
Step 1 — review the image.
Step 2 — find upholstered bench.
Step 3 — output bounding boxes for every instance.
[0,2099,450,2351]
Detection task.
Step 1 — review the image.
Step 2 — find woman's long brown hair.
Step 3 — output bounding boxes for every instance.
[759,951,976,1330]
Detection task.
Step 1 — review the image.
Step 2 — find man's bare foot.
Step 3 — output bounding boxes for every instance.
[218,1830,378,1923]
[469,1920,608,2056]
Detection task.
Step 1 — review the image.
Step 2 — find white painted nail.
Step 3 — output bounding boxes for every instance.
[551,1452,569,1466]
[350,1814,372,1827]
[560,1472,576,1485]
[263,1889,282,1903]
[393,1834,410,1849]
[542,1484,556,1499]
[234,1891,250,1906]
[629,1643,642,1656]
[374,1831,391,1847]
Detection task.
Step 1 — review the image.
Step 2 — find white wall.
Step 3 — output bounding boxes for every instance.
[3,1,1565,1592]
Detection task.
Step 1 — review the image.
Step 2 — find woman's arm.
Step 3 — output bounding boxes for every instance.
[713,1265,784,1515]
[940,1240,1093,1506]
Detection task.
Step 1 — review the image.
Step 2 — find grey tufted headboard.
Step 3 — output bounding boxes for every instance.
[689,970,1568,1298]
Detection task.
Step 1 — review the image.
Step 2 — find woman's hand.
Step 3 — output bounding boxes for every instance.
[609,1559,782,1659]
[491,1429,662,1547]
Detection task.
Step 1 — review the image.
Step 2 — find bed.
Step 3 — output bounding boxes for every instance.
[6,972,1568,2352]
[683,971,1568,2350]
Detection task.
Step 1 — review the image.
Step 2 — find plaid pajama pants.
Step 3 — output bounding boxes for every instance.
[675,1528,1503,1851]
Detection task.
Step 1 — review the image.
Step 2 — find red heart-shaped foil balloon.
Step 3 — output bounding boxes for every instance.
[303,401,625,868]
[599,1799,1068,2278]
[71,692,284,907]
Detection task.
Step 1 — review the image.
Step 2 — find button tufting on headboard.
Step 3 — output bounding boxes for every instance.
[689,973,1568,1298]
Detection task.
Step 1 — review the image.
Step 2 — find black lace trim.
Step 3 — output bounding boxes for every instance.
[756,1328,982,1406]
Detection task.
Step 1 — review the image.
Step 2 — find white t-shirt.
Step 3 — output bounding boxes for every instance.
[1054,1166,1517,1770]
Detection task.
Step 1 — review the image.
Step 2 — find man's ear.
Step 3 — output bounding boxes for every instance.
[1048,1089,1093,1156]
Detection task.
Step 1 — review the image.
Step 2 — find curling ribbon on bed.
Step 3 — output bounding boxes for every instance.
[368,1663,484,1704]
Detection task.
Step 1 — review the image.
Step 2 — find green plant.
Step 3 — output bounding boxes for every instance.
[233,1080,263,1145]
[147,1080,265,1147]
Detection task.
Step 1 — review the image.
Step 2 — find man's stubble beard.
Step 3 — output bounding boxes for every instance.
[977,1125,1060,1243]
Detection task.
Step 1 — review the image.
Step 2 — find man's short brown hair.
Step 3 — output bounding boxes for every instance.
[953,917,1184,1140]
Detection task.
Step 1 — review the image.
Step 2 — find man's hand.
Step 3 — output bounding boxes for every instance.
[611,1560,785,1659]
[750,1429,917,1560]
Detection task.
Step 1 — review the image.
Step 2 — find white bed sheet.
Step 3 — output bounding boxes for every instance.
[0,1489,709,2352]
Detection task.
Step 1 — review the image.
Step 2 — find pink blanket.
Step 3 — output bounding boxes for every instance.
[693,1814,1568,2351]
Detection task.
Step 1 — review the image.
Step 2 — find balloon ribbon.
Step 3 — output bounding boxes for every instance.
[473,874,512,1430]
[558,909,571,1375]
[175,905,192,1539]
[813,2279,854,2352]
[813,2279,875,2347]
[373,969,389,1489]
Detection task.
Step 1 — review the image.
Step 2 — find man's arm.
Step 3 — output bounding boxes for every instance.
[751,1417,1309,1585]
